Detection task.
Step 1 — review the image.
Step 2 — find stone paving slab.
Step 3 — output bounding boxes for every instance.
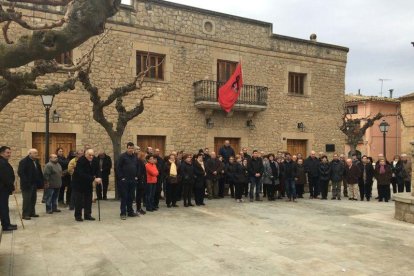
[1,191,414,275]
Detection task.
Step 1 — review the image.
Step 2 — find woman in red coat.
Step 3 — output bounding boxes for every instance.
[145,155,159,212]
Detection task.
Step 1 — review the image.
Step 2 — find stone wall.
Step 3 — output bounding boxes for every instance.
[400,97,414,155]
[394,195,414,224]
[0,1,348,190]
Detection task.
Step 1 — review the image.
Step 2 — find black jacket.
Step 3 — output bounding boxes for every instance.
[98,155,112,176]
[193,161,206,188]
[226,162,245,184]
[358,162,375,185]
[18,156,43,191]
[205,158,224,180]
[319,162,331,182]
[304,156,320,178]
[156,155,165,180]
[270,161,280,180]
[283,160,298,179]
[180,162,195,185]
[0,156,15,193]
[72,156,100,193]
[117,152,139,181]
[247,157,264,177]
[330,159,345,182]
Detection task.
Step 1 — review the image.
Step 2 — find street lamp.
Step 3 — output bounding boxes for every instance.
[41,95,54,164]
[379,119,390,159]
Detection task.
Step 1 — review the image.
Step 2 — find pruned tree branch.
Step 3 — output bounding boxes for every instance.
[101,56,164,107]
[0,0,121,69]
[6,0,71,6]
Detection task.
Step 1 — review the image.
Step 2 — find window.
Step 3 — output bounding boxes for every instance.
[217,60,237,83]
[288,72,306,95]
[55,51,73,65]
[347,105,358,114]
[136,51,165,80]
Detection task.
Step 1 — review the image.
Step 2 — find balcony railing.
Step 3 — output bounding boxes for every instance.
[193,80,268,112]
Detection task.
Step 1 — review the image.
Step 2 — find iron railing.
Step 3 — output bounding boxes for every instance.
[193,80,268,106]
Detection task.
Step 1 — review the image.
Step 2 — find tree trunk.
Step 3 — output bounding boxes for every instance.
[111,134,122,200]
[348,143,357,157]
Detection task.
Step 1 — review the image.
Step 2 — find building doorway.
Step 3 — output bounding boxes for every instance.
[287,139,307,157]
[32,133,76,165]
[214,137,241,156]
[137,135,166,156]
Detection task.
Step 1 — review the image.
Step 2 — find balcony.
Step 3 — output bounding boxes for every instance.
[193,80,268,113]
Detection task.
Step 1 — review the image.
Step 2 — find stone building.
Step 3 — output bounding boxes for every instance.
[344,94,402,159]
[400,92,414,155]
[0,0,348,173]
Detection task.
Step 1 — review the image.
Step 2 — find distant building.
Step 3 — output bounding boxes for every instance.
[345,94,401,159]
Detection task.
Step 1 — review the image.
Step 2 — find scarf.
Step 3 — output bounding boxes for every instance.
[379,165,385,174]
[198,160,205,173]
[169,160,177,177]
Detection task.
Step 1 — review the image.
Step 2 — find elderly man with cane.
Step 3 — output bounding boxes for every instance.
[72,149,102,222]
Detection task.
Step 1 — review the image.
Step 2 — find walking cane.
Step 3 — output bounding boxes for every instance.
[13,193,25,229]
[97,183,101,221]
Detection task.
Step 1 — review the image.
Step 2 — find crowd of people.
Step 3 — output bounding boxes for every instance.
[0,140,412,231]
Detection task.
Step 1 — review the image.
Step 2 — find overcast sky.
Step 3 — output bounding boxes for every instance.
[170,0,414,98]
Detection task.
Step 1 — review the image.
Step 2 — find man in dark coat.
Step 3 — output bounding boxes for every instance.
[117,143,139,219]
[283,153,298,201]
[205,152,224,199]
[247,150,264,201]
[56,148,70,205]
[72,149,101,221]
[242,148,252,161]
[219,140,235,164]
[330,154,345,200]
[304,151,320,199]
[18,149,43,220]
[0,146,17,231]
[97,151,112,200]
[358,155,375,201]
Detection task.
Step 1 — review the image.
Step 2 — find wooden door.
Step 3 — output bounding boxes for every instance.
[137,135,166,157]
[32,133,76,165]
[287,139,307,157]
[214,137,241,156]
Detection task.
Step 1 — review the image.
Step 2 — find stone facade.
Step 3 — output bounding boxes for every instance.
[400,92,414,155]
[0,1,348,184]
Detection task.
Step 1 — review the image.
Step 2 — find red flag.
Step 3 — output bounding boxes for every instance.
[218,63,243,113]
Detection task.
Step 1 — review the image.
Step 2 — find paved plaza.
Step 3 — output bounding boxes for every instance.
[1,190,414,276]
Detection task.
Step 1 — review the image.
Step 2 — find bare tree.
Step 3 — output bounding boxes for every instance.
[340,107,401,155]
[0,0,121,112]
[78,52,163,197]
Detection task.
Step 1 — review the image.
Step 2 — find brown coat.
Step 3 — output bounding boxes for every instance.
[402,161,412,182]
[375,165,392,186]
[296,164,307,185]
[344,164,361,185]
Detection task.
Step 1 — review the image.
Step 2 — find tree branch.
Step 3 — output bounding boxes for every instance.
[0,0,121,69]
[102,57,164,107]
[6,0,71,6]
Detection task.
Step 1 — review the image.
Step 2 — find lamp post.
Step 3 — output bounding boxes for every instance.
[41,95,54,164]
[379,119,390,160]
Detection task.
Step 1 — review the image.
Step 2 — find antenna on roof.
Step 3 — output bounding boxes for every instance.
[379,78,391,97]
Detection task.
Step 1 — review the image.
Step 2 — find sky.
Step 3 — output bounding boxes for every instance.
[168,0,414,98]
